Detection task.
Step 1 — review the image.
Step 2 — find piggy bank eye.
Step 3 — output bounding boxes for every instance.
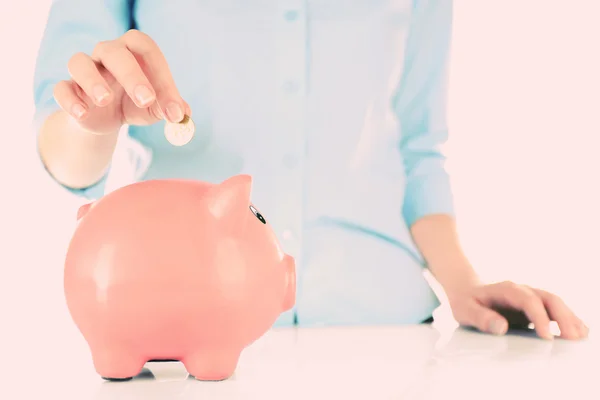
[249,205,266,224]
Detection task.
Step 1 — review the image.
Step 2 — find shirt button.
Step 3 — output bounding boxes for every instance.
[284,10,299,21]
[283,153,299,169]
[282,80,299,94]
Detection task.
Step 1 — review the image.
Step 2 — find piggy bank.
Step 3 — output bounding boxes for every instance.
[64,174,296,381]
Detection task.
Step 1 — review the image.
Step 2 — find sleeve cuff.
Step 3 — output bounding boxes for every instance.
[402,170,455,228]
[58,172,109,201]
[36,145,110,201]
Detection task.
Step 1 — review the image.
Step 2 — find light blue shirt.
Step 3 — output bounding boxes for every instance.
[33,0,455,328]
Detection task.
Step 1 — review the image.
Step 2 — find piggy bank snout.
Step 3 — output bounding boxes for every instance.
[281,254,296,312]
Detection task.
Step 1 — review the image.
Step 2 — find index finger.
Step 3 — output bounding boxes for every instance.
[119,29,187,122]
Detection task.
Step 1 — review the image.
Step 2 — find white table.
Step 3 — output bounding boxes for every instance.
[5,318,597,399]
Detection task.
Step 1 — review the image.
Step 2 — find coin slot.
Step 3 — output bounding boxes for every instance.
[249,205,266,224]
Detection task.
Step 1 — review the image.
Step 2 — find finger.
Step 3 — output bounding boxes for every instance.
[458,300,509,336]
[580,320,590,338]
[53,80,89,121]
[119,29,187,122]
[533,289,583,340]
[507,287,553,340]
[476,283,553,340]
[67,52,113,107]
[91,40,156,109]
[183,100,191,117]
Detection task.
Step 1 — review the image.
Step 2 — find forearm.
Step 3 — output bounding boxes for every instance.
[32,0,133,191]
[410,214,481,296]
[37,110,119,190]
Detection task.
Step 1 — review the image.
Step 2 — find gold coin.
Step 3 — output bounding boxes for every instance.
[164,114,195,146]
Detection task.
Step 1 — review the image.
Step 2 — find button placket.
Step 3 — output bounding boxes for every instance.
[274,0,307,266]
[284,9,299,22]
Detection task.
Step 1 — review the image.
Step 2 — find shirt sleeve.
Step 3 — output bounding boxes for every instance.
[392,0,455,228]
[32,0,133,200]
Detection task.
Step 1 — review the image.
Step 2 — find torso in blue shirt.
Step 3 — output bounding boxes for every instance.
[33,0,456,327]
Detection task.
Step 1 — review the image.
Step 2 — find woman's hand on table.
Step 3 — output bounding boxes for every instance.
[446,281,589,340]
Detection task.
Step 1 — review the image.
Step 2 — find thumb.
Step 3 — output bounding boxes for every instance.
[460,301,509,336]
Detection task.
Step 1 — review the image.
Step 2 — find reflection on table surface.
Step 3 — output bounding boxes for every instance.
[6,322,598,399]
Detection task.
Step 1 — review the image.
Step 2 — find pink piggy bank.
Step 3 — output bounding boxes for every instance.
[64,174,296,381]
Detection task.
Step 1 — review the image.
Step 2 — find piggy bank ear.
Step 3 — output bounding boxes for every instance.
[204,174,252,228]
[76,202,95,221]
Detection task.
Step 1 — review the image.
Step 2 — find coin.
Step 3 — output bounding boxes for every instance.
[164,114,195,146]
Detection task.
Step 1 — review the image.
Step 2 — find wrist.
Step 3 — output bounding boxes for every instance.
[76,118,123,138]
[431,261,482,299]
[409,214,482,298]
[39,111,120,189]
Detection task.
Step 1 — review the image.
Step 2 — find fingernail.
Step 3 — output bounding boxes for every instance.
[134,85,155,106]
[536,322,554,340]
[71,103,86,119]
[93,85,110,104]
[542,330,554,340]
[489,319,507,335]
[165,102,184,122]
[184,101,192,116]
[582,324,589,338]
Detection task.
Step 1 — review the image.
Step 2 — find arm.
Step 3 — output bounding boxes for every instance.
[33,0,132,199]
[393,3,589,338]
[393,0,480,294]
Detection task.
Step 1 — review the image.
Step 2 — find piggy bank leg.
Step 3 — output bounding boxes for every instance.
[182,348,241,381]
[282,254,296,312]
[90,346,145,381]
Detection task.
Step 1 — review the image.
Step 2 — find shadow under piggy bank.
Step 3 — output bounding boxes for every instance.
[64,175,296,381]
[94,363,202,400]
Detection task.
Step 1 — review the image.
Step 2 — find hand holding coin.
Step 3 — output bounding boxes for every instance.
[56,29,191,136]
[165,114,195,146]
